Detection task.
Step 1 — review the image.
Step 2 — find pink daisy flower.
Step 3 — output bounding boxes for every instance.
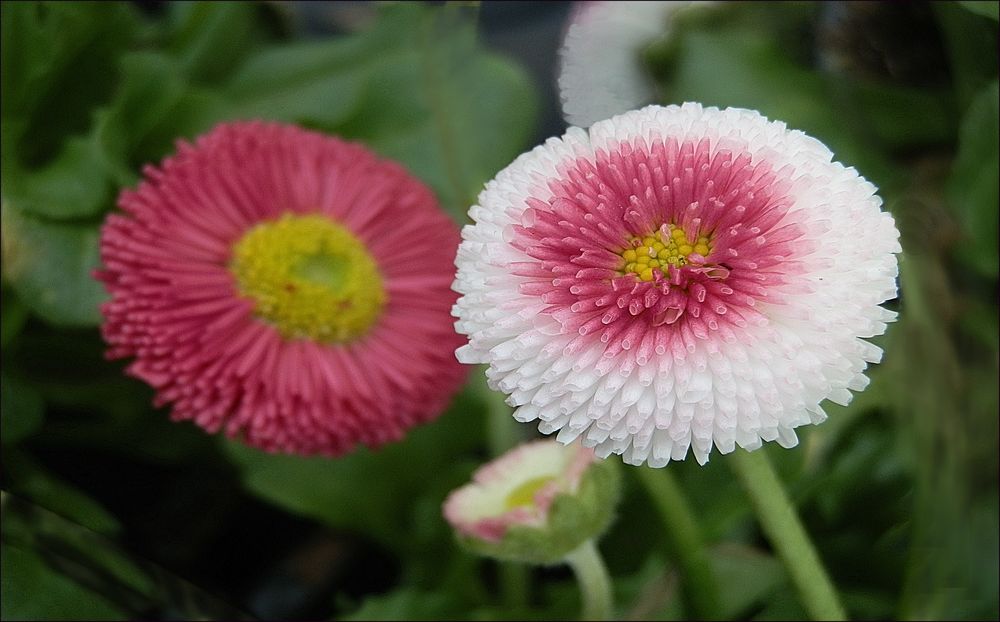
[97,121,467,455]
[453,104,900,466]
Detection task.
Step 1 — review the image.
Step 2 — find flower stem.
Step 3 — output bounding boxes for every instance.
[635,467,721,619]
[729,449,847,621]
[564,540,614,621]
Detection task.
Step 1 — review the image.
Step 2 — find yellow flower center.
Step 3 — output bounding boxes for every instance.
[504,476,555,510]
[230,213,385,343]
[620,224,713,282]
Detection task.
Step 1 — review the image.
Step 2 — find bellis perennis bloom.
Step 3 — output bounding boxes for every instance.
[443,440,619,564]
[453,104,900,466]
[97,121,466,456]
[558,1,710,128]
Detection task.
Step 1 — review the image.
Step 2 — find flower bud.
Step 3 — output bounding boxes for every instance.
[443,440,620,565]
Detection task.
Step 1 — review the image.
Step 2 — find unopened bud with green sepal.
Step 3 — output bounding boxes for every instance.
[443,440,621,565]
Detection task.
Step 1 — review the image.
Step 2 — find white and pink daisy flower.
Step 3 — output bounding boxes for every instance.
[453,103,900,466]
[97,121,467,456]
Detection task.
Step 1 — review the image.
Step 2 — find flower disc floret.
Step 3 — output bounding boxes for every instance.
[620,223,715,281]
[230,213,385,343]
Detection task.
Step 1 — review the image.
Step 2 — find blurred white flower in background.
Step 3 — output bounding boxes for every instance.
[558,1,706,128]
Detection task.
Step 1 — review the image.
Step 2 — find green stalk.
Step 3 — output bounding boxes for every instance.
[636,467,721,619]
[730,449,847,621]
[564,540,614,621]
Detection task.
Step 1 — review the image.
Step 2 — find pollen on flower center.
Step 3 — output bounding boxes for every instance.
[620,223,713,282]
[230,213,385,343]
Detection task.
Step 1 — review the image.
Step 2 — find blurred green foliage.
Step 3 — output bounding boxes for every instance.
[1,1,997,621]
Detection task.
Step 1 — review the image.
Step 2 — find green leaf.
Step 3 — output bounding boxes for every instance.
[1,542,125,621]
[1,134,112,219]
[959,1,1000,21]
[752,587,809,621]
[222,7,411,133]
[351,6,538,214]
[1,492,250,620]
[0,322,218,465]
[164,1,268,84]
[711,544,786,619]
[837,81,956,150]
[29,375,216,467]
[0,4,270,221]
[948,80,999,277]
[0,286,30,347]
[129,90,232,173]
[93,51,194,185]
[3,451,120,536]
[226,385,485,549]
[0,1,139,167]
[0,3,139,221]
[934,1,1000,108]
[342,587,465,621]
[225,3,538,217]
[0,374,44,444]
[0,203,106,326]
[363,51,537,217]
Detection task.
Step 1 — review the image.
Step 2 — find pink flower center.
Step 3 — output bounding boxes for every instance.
[511,137,811,360]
